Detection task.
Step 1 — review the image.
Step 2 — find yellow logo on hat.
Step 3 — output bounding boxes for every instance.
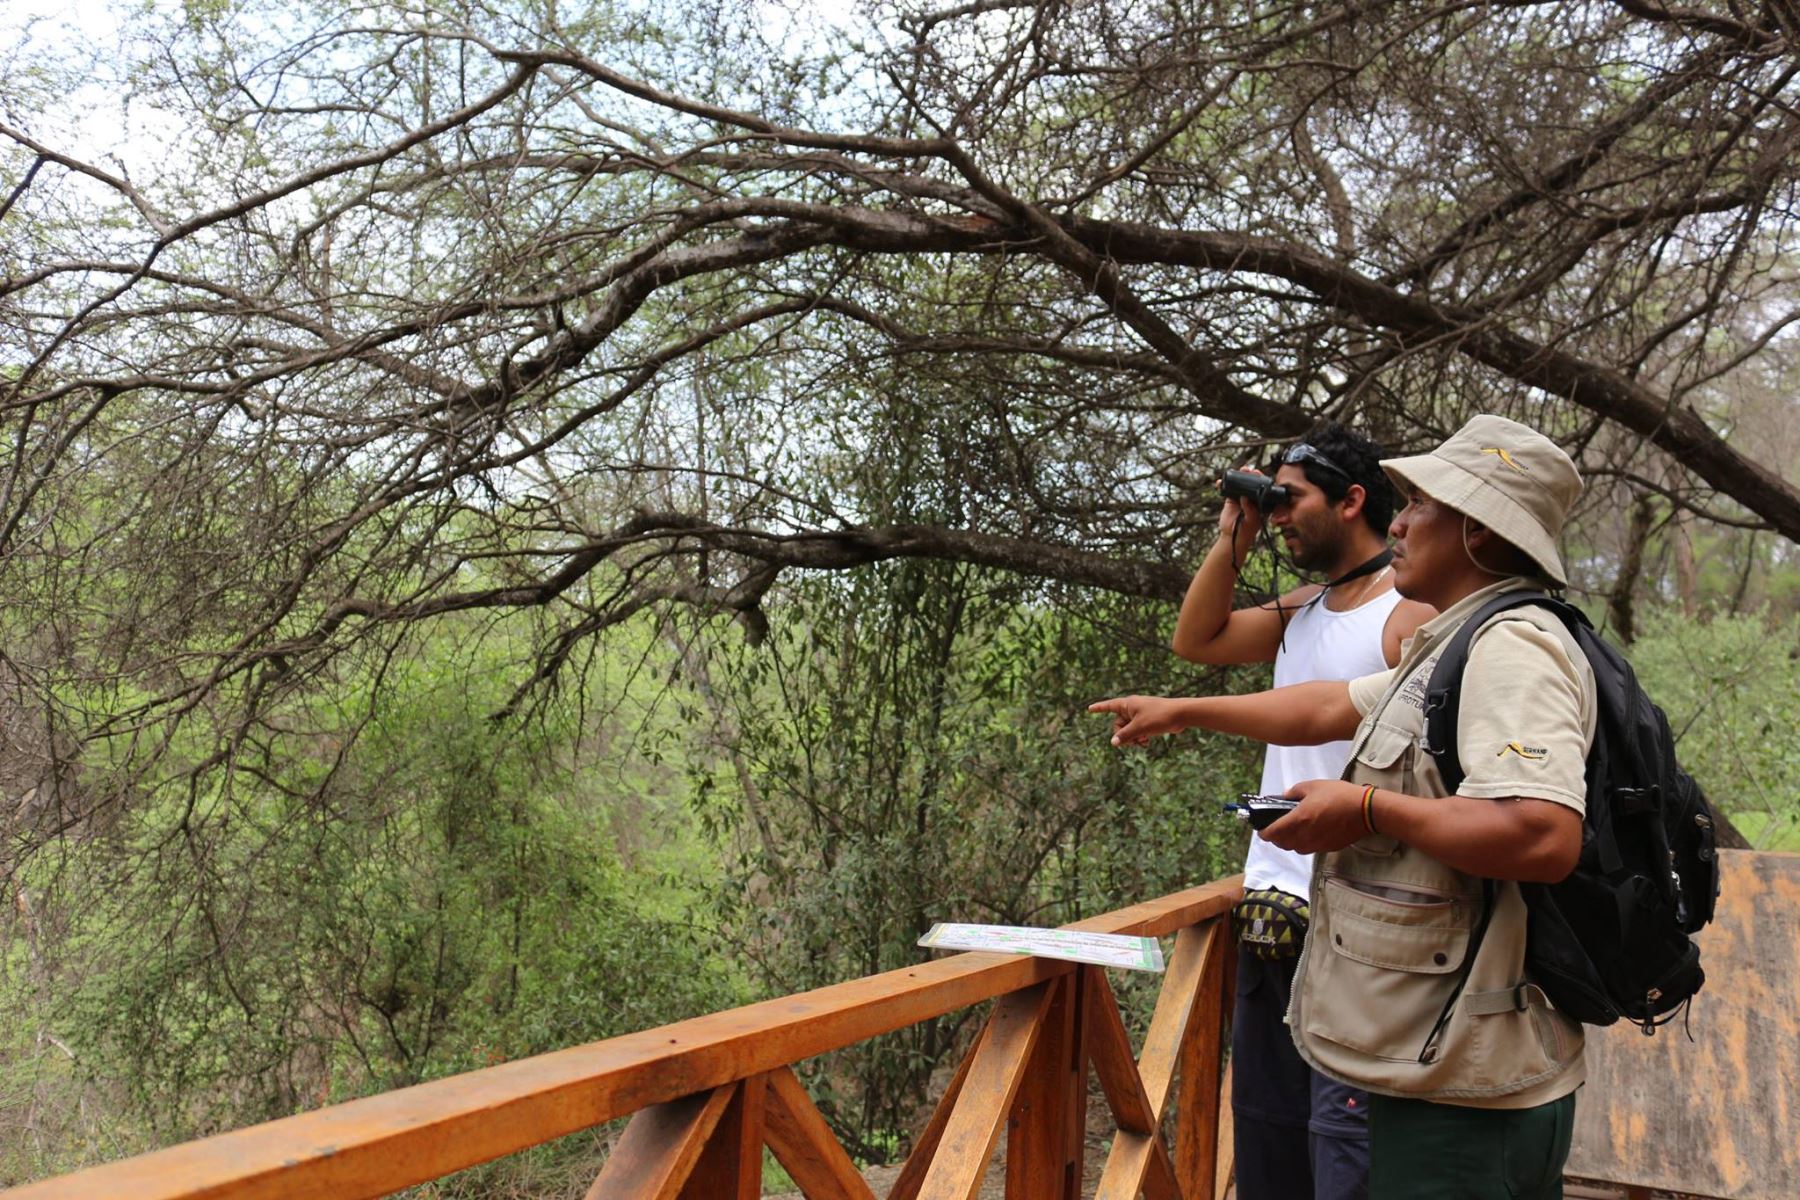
[1498,741,1548,760]
[1481,447,1529,473]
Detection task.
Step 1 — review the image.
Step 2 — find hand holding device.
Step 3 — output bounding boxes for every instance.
[1223,793,1301,830]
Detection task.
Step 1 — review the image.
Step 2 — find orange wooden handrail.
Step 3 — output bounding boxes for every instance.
[3,876,1243,1200]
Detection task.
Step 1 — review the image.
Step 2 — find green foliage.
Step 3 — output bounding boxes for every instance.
[688,563,1258,1159]
[1,0,1795,1192]
[0,616,738,1187]
[1627,608,1800,850]
[0,567,1262,1187]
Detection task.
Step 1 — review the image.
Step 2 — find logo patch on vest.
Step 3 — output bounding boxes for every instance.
[1497,741,1549,760]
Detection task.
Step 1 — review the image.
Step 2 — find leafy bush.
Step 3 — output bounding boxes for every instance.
[1,620,738,1188]
[1627,609,1800,850]
[689,563,1257,1157]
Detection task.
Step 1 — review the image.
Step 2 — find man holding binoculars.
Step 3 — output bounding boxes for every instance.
[1170,421,1432,1200]
[1100,415,1599,1199]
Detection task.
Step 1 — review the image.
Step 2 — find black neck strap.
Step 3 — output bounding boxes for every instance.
[1283,548,1395,642]
[1324,547,1393,590]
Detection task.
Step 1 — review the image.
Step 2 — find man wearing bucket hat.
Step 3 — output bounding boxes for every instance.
[1092,414,1594,1199]
[1172,420,1434,1200]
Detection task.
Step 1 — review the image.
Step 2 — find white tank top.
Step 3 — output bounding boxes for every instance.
[1243,584,1405,899]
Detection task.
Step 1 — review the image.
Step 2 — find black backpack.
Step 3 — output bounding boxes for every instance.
[1422,591,1722,1032]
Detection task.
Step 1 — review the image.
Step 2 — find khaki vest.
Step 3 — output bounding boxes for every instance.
[1288,583,1589,1109]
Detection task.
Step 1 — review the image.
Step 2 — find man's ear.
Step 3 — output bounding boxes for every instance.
[1338,483,1366,521]
[1463,518,1497,549]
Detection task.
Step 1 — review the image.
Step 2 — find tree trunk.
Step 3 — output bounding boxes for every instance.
[1673,512,1700,617]
[1606,493,1656,644]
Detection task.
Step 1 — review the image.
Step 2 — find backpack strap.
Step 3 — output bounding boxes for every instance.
[1415,589,1587,1058]
[1422,589,1581,793]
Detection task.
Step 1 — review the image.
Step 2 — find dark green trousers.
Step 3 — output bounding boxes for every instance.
[1367,1091,1575,1199]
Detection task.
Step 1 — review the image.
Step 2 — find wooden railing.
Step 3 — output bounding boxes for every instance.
[3,877,1242,1200]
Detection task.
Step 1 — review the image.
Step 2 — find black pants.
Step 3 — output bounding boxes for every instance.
[1367,1092,1576,1199]
[1232,943,1370,1200]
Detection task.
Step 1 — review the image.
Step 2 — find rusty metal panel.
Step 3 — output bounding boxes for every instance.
[1566,849,1800,1200]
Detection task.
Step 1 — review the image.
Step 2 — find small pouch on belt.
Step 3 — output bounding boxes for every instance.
[1231,887,1311,960]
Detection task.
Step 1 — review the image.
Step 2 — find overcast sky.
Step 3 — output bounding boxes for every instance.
[3,0,868,177]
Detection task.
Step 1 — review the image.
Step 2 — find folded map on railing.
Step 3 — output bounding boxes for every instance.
[917,923,1165,972]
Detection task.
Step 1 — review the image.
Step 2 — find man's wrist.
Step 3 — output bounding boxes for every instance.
[1211,529,1249,571]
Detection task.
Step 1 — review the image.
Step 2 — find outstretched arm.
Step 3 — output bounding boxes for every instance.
[1088,679,1360,748]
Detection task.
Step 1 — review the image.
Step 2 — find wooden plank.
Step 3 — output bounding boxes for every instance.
[1213,935,1238,1200]
[1213,1059,1234,1200]
[762,1067,876,1200]
[1173,920,1230,1199]
[1005,975,1083,1200]
[1064,977,1090,1200]
[1084,968,1156,1135]
[1137,921,1219,1114]
[916,983,1057,1200]
[1088,967,1183,1200]
[679,1073,761,1200]
[887,1022,981,1200]
[3,880,1239,1200]
[584,1083,736,1200]
[1566,849,1799,1200]
[1093,1131,1181,1200]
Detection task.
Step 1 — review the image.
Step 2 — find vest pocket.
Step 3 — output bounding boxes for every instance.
[1350,720,1414,773]
[1464,985,1571,1090]
[1304,876,1474,1060]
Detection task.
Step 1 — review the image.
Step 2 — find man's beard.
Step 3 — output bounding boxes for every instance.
[1285,528,1339,573]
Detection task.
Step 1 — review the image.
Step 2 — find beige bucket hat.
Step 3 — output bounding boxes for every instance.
[1380,414,1583,587]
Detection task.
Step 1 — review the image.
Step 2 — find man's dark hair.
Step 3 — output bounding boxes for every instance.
[1275,420,1396,533]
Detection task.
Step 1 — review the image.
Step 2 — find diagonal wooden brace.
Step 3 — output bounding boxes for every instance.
[1086,967,1182,1200]
[1172,921,1230,1194]
[584,1081,739,1200]
[762,1066,877,1200]
[887,1021,983,1200]
[679,1073,763,1200]
[1090,919,1231,1200]
[912,980,1060,1200]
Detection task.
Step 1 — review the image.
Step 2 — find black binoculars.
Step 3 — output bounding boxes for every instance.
[1220,470,1291,510]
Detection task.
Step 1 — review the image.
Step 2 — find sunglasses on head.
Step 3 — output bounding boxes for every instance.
[1278,442,1355,484]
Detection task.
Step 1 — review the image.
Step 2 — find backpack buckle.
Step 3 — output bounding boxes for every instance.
[1419,696,1446,755]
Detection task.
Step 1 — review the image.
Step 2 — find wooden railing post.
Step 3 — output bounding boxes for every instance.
[1005,973,1087,1200]
[680,1073,763,1200]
